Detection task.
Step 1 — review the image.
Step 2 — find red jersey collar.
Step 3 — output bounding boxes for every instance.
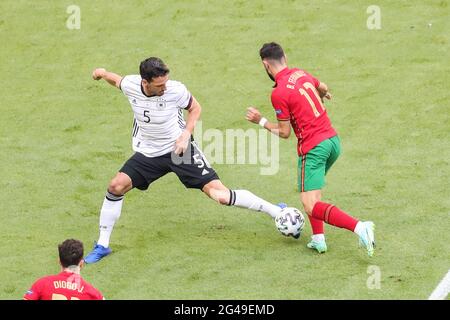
[274,67,290,82]
[59,270,80,276]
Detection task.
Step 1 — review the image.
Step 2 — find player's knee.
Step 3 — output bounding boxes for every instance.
[302,201,315,216]
[301,193,321,216]
[108,179,127,196]
[209,188,230,205]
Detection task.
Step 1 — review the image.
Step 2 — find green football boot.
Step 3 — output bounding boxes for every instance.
[307,239,328,253]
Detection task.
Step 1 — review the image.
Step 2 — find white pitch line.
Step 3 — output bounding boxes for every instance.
[428,269,450,300]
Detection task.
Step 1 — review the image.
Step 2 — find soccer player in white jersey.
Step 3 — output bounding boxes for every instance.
[84,57,285,263]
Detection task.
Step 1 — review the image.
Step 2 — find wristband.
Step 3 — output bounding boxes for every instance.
[259,117,268,128]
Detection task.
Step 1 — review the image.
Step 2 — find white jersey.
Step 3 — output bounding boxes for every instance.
[119,75,192,157]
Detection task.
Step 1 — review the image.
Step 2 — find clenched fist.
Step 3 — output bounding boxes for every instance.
[245,107,262,124]
[92,68,106,80]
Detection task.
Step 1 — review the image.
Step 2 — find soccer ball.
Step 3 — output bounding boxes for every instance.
[275,207,305,239]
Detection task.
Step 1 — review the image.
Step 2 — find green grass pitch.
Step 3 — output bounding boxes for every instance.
[0,0,449,299]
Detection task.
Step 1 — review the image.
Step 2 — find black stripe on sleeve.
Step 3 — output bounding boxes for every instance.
[119,76,126,91]
[184,95,193,110]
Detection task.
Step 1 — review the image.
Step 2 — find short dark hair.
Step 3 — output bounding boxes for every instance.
[259,42,285,61]
[139,57,170,81]
[58,239,84,268]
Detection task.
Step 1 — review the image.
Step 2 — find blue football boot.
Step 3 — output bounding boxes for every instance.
[84,243,112,264]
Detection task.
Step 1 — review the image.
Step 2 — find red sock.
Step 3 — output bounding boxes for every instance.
[312,201,358,232]
[307,215,324,234]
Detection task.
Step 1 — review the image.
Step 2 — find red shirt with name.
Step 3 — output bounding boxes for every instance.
[271,67,337,156]
[23,271,104,300]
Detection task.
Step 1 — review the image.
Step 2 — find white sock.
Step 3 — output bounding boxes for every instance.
[229,189,281,219]
[97,191,124,248]
[312,234,325,242]
[353,221,364,236]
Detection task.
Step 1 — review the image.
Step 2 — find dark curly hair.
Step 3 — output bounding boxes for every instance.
[58,239,84,268]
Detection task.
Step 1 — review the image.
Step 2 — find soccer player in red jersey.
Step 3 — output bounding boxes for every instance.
[24,239,104,300]
[246,42,375,256]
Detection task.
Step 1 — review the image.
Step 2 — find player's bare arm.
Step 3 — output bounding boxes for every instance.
[92,68,123,89]
[246,106,291,139]
[317,82,332,100]
[174,96,202,155]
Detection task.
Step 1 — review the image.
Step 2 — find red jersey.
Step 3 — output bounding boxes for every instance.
[23,271,104,300]
[271,67,337,156]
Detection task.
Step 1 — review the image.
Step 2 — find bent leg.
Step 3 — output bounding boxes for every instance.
[97,172,133,246]
[298,150,327,240]
[202,180,282,219]
[96,173,132,249]
[302,137,358,232]
[309,199,375,256]
[310,199,358,232]
[85,172,133,264]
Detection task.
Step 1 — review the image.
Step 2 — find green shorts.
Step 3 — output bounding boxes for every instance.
[298,135,341,192]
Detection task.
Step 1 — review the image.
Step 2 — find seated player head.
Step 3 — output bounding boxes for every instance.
[58,239,84,269]
[259,42,287,81]
[140,57,170,96]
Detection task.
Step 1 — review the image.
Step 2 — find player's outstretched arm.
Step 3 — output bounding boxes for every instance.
[246,107,291,139]
[92,68,123,89]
